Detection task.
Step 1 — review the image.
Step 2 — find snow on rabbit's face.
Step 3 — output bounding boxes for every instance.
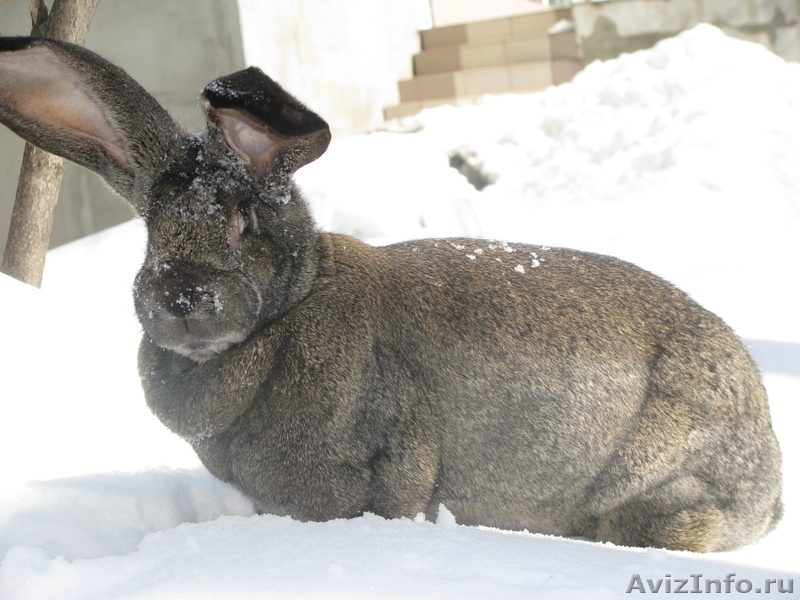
[132,156,276,361]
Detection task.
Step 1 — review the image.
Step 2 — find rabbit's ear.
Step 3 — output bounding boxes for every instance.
[0,37,180,205]
[201,67,331,180]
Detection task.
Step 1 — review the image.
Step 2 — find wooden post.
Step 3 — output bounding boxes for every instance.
[0,0,100,287]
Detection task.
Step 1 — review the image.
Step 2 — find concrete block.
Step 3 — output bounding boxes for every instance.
[422,24,468,49]
[415,73,458,101]
[398,79,419,103]
[550,31,580,60]
[414,48,461,75]
[466,17,513,43]
[460,41,507,70]
[459,67,512,96]
[506,35,552,63]
[384,102,424,120]
[509,62,553,91]
[552,59,582,85]
[511,11,558,36]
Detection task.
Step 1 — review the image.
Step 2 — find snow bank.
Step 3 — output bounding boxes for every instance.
[0,24,798,598]
[1,513,794,600]
[0,469,253,561]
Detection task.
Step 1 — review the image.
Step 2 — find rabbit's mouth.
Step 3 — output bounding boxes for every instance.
[156,323,250,361]
[135,290,256,360]
[185,340,241,363]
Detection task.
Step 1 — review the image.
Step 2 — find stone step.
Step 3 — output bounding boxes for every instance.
[384,8,581,122]
[385,58,581,120]
[420,8,572,50]
[414,30,578,76]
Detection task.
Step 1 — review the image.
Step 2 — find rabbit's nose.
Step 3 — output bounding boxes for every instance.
[162,286,221,318]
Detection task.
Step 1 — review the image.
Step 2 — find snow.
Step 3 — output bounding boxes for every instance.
[0,24,798,597]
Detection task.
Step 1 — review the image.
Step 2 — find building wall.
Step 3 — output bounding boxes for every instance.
[236,0,422,137]
[0,0,245,252]
[573,0,800,64]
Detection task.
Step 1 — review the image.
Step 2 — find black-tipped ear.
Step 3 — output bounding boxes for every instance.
[0,37,181,206]
[201,67,331,180]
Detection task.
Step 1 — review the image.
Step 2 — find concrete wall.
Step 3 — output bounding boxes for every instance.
[573,0,800,64]
[0,0,245,252]
[236,0,422,137]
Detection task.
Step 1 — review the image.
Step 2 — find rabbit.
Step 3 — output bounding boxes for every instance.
[0,37,782,552]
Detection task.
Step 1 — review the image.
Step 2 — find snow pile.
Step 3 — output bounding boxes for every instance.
[0,25,798,598]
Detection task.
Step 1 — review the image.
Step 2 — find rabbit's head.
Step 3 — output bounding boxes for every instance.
[0,38,331,360]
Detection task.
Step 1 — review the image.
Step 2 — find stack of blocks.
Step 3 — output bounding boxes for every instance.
[385,7,581,120]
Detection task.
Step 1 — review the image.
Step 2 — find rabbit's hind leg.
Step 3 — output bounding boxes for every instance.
[591,458,780,552]
[591,477,729,551]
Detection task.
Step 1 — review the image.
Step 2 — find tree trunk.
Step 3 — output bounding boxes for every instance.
[0,0,100,287]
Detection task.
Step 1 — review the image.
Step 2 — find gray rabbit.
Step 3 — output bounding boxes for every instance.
[0,37,782,552]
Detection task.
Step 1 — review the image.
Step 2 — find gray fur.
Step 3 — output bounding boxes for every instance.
[0,37,782,552]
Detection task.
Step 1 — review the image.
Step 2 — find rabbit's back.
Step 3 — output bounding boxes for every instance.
[333,235,781,548]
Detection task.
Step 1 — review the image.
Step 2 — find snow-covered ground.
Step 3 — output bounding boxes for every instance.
[0,25,798,598]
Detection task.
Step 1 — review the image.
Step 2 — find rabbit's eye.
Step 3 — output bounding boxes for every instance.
[237,208,252,234]
[232,205,257,247]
